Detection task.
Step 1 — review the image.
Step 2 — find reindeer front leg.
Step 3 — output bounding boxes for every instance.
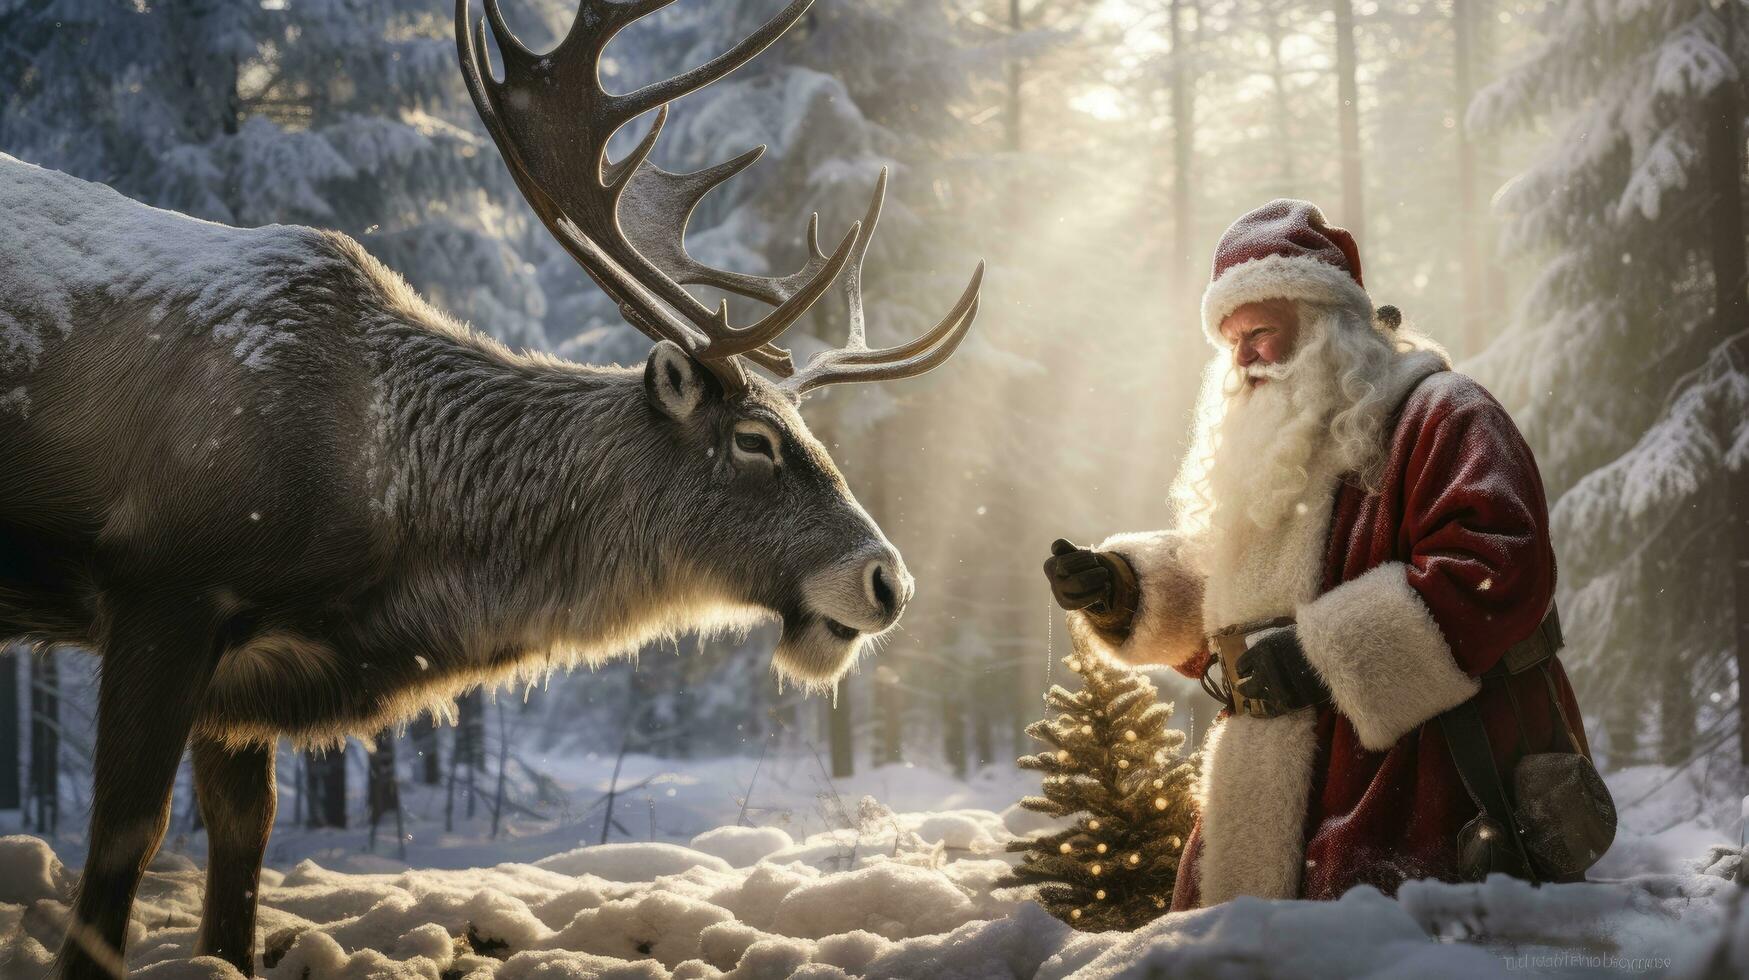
[59,606,216,980]
[193,738,275,975]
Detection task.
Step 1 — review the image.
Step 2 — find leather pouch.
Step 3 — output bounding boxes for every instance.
[1512,749,1616,882]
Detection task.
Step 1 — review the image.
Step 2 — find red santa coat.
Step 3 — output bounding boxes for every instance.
[1071,350,1589,909]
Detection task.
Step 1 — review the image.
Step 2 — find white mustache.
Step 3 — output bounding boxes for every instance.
[1244,359,1296,383]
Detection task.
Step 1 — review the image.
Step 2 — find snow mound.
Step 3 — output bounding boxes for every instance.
[131,956,247,979]
[769,861,981,940]
[688,826,795,868]
[541,890,734,967]
[907,810,1005,851]
[0,763,1734,978]
[535,842,733,882]
[1071,888,1501,978]
[0,834,68,905]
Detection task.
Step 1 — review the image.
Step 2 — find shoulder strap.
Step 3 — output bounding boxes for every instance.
[1436,605,1565,882]
[1437,698,1538,882]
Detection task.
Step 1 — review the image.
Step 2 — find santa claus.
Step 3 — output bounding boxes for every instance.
[1044,199,1592,909]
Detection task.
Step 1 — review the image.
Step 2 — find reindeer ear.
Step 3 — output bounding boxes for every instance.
[645,340,706,420]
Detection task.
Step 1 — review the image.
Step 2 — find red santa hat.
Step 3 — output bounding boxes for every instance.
[1200,199,1378,347]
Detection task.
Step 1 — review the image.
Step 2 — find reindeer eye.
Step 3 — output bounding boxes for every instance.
[735,431,774,457]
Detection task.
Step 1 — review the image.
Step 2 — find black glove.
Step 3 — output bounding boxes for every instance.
[1233,627,1331,713]
[1043,539,1139,632]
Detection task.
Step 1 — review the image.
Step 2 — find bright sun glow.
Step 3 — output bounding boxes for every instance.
[1071,85,1128,122]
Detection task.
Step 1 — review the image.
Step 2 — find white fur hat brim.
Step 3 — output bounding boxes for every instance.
[1201,253,1374,347]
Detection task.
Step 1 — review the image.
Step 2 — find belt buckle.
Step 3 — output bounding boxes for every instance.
[1208,623,1281,719]
[1205,626,1272,718]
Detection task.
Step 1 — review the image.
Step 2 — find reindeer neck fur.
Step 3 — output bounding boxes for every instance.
[359,299,759,681]
[365,318,748,679]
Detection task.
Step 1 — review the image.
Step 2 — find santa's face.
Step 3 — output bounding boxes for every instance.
[1179,303,1391,549]
[1201,332,1333,536]
[1219,300,1301,386]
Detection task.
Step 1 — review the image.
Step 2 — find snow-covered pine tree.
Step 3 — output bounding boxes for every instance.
[0,0,554,350]
[1468,0,1749,768]
[1001,649,1198,931]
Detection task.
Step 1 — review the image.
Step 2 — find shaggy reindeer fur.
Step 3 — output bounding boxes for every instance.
[0,153,909,978]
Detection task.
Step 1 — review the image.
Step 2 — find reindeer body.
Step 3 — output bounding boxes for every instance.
[2,152,742,746]
[1,154,905,978]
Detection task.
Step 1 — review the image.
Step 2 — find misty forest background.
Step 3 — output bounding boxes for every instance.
[0,0,1746,849]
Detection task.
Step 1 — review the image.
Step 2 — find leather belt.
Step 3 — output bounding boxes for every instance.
[1201,616,1295,718]
[1199,607,1564,719]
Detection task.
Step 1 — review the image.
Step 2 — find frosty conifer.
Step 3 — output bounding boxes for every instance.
[1001,650,1198,931]
[1468,0,1749,764]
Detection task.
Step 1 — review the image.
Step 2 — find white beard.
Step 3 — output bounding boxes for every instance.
[1205,360,1342,536]
[1175,317,1356,583]
[1171,307,1404,629]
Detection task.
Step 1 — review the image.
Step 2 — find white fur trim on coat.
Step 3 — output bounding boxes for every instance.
[1196,709,1320,904]
[1067,529,1205,668]
[1296,561,1480,752]
[1201,253,1374,346]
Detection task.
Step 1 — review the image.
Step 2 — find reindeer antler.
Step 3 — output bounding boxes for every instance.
[780,170,984,394]
[456,0,981,393]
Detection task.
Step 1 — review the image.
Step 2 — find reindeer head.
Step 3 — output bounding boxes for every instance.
[457,0,982,681]
[633,346,914,679]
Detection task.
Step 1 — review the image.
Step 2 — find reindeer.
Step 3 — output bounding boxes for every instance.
[0,0,981,975]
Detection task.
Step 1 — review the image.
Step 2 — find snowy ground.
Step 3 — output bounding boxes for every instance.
[1,755,1743,979]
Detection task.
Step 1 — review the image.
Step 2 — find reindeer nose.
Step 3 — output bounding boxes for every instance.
[862,552,913,628]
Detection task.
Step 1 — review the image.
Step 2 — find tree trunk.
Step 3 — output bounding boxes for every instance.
[490,700,511,839]
[1454,0,1483,356]
[1168,0,1198,303]
[1014,625,1039,761]
[972,686,995,771]
[942,683,968,779]
[457,688,485,819]
[827,676,854,778]
[1701,0,1749,766]
[1005,0,1023,152]
[0,646,17,812]
[877,676,903,766]
[412,712,442,785]
[1333,0,1365,240]
[304,746,348,828]
[1474,0,1508,332]
[1658,649,1696,766]
[600,727,632,844]
[367,728,400,851]
[1265,6,1295,194]
[1602,686,1641,768]
[28,651,59,834]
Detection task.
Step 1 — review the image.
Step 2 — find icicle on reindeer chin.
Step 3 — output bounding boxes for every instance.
[0,0,984,975]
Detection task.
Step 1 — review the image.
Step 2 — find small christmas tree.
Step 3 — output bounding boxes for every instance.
[1000,648,1199,931]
